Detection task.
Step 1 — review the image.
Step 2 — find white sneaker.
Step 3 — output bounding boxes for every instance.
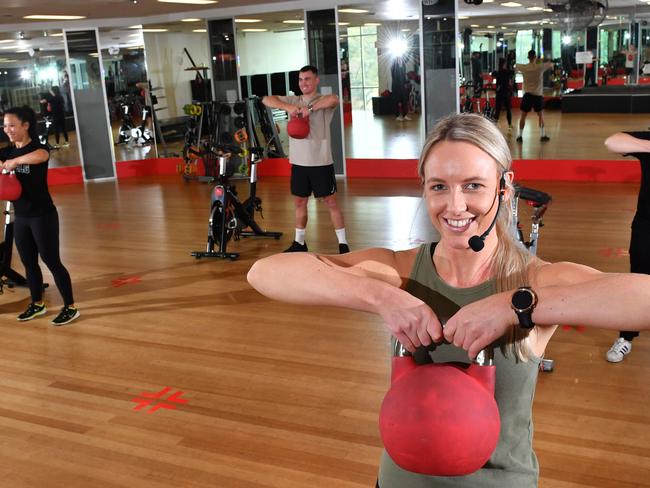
[606,338,632,363]
[403,115,412,121]
[395,115,404,121]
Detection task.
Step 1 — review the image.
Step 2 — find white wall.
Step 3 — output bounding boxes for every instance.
[143,31,210,119]
[236,29,307,76]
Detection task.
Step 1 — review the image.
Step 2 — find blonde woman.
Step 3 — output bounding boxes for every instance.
[248,113,650,487]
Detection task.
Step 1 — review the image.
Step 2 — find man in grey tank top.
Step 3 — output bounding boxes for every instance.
[263,65,350,254]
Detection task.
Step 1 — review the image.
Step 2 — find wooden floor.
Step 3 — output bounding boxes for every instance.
[1,175,649,487]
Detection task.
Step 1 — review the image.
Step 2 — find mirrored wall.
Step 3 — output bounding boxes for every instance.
[99,27,152,162]
[0,30,80,168]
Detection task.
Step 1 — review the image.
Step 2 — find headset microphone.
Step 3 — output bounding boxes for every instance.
[468,175,506,253]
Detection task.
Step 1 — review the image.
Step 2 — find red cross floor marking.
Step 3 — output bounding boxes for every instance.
[111,276,142,287]
[131,387,188,414]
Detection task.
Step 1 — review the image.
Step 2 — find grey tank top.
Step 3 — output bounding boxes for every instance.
[378,243,541,488]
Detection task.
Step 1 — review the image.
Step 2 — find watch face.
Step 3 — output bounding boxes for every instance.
[512,289,533,310]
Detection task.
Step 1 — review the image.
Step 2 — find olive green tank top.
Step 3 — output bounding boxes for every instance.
[378,243,541,488]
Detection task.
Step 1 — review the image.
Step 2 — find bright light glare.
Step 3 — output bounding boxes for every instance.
[388,37,408,58]
[20,69,31,80]
[562,35,572,45]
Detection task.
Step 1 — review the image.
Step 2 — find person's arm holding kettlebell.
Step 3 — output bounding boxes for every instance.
[443,261,650,358]
[2,148,49,171]
[248,249,444,351]
[262,95,300,118]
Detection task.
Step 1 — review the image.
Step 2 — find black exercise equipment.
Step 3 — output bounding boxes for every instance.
[116,94,153,145]
[191,146,282,261]
[512,183,554,372]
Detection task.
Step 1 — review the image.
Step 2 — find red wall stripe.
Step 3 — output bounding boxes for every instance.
[47,157,640,186]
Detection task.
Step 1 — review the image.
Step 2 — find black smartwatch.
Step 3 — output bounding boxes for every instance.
[511,287,538,329]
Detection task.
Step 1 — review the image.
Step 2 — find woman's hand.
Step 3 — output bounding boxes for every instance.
[443,292,516,359]
[376,290,444,353]
[2,158,18,171]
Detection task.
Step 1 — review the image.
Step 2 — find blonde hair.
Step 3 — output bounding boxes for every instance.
[418,113,535,360]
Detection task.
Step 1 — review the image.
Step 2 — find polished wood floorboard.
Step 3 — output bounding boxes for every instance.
[1,175,648,487]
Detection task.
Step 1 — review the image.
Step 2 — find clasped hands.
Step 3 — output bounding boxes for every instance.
[378,291,515,359]
[1,159,19,172]
[289,105,310,118]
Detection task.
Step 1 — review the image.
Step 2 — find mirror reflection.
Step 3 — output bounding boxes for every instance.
[339,9,423,160]
[99,27,153,161]
[234,11,307,158]
[457,5,650,161]
[0,30,80,168]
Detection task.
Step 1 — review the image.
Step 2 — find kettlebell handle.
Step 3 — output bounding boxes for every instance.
[392,340,494,366]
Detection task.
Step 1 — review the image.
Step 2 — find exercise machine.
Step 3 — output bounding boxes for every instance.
[512,183,554,372]
[191,145,282,260]
[116,94,153,145]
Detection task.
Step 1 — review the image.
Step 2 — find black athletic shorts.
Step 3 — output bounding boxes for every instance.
[520,92,544,113]
[290,164,337,198]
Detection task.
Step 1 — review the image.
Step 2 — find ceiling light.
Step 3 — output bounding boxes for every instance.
[129,25,143,29]
[283,20,304,24]
[482,0,494,3]
[338,22,350,26]
[0,40,13,44]
[543,7,553,11]
[193,29,207,32]
[527,6,543,10]
[50,33,64,37]
[501,26,507,29]
[487,25,495,28]
[235,18,262,23]
[181,18,201,22]
[241,28,267,32]
[365,22,382,26]
[24,15,86,20]
[459,16,469,19]
[501,2,522,6]
[401,28,411,31]
[471,24,480,27]
[142,28,169,32]
[157,0,217,4]
[339,8,369,13]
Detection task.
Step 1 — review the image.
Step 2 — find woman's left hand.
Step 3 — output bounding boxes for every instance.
[443,292,516,358]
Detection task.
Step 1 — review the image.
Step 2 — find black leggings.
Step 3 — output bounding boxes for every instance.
[53,115,68,144]
[620,220,650,341]
[494,93,512,126]
[14,209,74,306]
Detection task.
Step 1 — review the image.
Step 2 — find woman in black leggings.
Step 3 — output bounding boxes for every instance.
[1,105,79,325]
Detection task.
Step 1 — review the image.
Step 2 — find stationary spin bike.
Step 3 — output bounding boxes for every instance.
[191,146,282,260]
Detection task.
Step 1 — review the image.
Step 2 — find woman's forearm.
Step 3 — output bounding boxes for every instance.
[247,253,400,314]
[534,273,650,329]
[604,132,650,154]
[11,148,49,166]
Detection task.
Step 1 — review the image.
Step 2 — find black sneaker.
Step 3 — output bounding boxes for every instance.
[284,241,308,252]
[516,136,523,142]
[51,306,80,326]
[17,302,47,321]
[339,243,350,254]
[540,135,550,142]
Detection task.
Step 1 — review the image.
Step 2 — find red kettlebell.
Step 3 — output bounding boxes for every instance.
[0,170,22,201]
[287,114,310,139]
[379,342,500,476]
